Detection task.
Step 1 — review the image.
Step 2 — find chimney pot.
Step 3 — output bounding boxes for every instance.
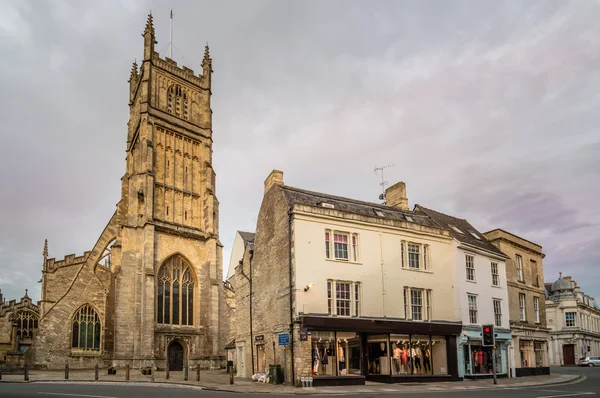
[385,181,409,210]
[264,170,284,194]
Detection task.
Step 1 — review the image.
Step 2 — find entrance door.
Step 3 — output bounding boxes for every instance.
[236,343,245,377]
[168,341,184,371]
[256,344,265,372]
[563,344,575,365]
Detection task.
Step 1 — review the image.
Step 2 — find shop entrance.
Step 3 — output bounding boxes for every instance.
[563,344,575,365]
[256,344,266,372]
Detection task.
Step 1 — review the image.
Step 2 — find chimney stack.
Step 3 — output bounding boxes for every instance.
[385,181,409,210]
[264,169,284,194]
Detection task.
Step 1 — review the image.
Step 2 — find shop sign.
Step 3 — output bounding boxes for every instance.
[255,335,264,342]
[300,328,308,341]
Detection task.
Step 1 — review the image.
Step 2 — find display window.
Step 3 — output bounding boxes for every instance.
[336,331,361,376]
[431,336,448,375]
[412,335,431,374]
[465,341,501,375]
[520,340,534,368]
[311,331,335,376]
[367,334,390,375]
[390,334,411,375]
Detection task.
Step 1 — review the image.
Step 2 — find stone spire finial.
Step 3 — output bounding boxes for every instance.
[128,60,139,83]
[143,11,155,37]
[202,42,213,72]
[43,239,48,258]
[24,289,29,298]
[559,272,562,279]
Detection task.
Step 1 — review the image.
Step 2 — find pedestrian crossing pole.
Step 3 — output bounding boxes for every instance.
[492,346,497,385]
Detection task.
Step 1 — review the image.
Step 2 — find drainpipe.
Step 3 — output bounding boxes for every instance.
[240,250,255,375]
[379,232,386,316]
[288,209,295,385]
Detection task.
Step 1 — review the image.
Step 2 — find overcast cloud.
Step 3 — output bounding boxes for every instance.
[0,0,598,302]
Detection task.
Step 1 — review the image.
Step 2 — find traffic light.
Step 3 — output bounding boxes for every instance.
[482,324,495,347]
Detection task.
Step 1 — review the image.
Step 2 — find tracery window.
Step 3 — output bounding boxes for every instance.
[71,305,101,352]
[167,85,189,120]
[16,311,38,339]
[157,255,194,326]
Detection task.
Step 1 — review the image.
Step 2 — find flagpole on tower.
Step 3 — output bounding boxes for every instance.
[169,9,173,59]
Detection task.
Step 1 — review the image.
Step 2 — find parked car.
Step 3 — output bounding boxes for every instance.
[577,356,600,367]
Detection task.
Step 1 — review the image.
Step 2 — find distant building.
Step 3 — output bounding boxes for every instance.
[483,229,550,377]
[416,207,511,379]
[226,231,255,289]
[545,274,600,365]
[0,289,39,365]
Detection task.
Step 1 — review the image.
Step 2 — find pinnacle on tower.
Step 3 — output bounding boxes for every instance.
[202,43,213,74]
[128,60,139,82]
[43,239,48,258]
[143,11,155,37]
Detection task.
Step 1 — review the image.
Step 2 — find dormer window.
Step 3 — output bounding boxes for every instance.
[405,215,414,222]
[469,231,481,240]
[450,225,464,234]
[374,209,385,217]
[320,202,335,209]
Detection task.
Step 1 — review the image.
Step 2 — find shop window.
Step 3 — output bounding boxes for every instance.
[466,342,502,375]
[391,334,411,375]
[311,331,335,376]
[431,336,448,375]
[412,335,432,374]
[534,342,545,367]
[335,331,361,376]
[367,335,391,375]
[520,340,534,368]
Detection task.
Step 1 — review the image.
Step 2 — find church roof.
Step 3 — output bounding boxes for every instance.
[238,231,255,244]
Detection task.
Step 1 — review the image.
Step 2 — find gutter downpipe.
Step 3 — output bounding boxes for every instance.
[240,250,255,375]
[288,209,295,385]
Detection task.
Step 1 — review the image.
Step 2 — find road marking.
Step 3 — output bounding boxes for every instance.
[536,393,595,398]
[38,393,118,398]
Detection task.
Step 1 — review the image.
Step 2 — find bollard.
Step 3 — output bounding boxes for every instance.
[65,363,69,380]
[196,365,200,381]
[95,364,99,381]
[184,365,188,381]
[0,365,3,380]
[125,364,130,381]
[229,366,234,385]
[166,364,169,380]
[151,366,155,382]
[24,365,29,382]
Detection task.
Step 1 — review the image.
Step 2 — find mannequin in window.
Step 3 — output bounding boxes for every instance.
[401,346,408,374]
[423,347,431,373]
[413,345,422,373]
[393,344,402,375]
[322,346,329,374]
[338,344,346,375]
[313,347,320,375]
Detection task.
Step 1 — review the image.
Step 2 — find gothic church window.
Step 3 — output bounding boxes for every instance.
[167,85,189,120]
[15,311,38,339]
[71,304,101,352]
[157,255,194,326]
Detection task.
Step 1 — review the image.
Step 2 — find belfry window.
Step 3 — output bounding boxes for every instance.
[71,305,101,352]
[167,85,189,120]
[16,311,38,339]
[157,255,195,326]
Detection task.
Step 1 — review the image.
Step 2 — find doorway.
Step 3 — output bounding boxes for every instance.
[256,344,266,372]
[562,344,575,365]
[236,342,246,377]
[168,340,184,371]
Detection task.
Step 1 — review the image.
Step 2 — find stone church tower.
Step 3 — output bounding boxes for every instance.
[33,14,228,370]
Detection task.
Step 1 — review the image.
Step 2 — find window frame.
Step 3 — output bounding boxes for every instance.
[468,294,478,324]
[491,262,499,286]
[71,304,102,355]
[157,255,195,326]
[325,230,359,262]
[465,254,475,281]
[403,286,433,321]
[519,293,527,321]
[516,254,524,282]
[408,243,421,269]
[565,312,576,327]
[327,280,361,317]
[493,298,502,327]
[533,296,540,323]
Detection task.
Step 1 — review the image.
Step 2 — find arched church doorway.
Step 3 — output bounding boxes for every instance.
[168,341,184,371]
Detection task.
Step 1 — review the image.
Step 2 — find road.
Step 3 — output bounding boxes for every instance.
[0,366,597,397]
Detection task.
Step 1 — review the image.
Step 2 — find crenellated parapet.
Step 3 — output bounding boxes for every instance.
[45,251,91,272]
[152,52,209,89]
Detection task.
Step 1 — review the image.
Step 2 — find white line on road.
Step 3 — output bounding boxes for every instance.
[38,393,118,398]
[536,393,596,398]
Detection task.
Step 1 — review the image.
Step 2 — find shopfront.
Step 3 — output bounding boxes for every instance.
[457,327,511,379]
[300,316,461,386]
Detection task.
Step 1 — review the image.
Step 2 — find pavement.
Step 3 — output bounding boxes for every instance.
[0,367,585,395]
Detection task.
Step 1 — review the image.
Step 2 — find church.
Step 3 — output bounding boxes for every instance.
[31,14,231,370]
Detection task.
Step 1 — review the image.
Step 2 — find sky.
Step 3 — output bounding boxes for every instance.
[0,0,599,303]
